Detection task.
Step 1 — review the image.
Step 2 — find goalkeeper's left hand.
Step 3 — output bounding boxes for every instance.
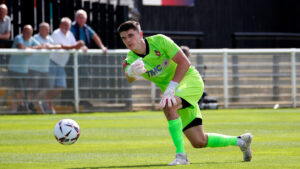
[160,80,179,108]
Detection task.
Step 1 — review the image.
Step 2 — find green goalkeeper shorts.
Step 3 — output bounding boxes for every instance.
[175,68,204,128]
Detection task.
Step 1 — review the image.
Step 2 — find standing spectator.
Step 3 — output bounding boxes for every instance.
[0,4,12,65]
[8,25,42,113]
[29,22,61,114]
[0,4,11,41]
[71,9,107,53]
[71,9,107,106]
[46,17,85,114]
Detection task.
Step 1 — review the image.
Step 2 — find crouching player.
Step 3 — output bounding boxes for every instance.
[117,20,253,165]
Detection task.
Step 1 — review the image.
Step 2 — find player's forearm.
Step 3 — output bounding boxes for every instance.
[171,50,191,83]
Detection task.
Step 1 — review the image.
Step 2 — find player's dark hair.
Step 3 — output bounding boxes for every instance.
[117,20,140,34]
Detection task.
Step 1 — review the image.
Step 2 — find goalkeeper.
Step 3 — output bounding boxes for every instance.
[117,21,253,165]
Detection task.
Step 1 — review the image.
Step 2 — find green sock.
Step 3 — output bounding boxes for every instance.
[206,133,237,147]
[168,117,185,153]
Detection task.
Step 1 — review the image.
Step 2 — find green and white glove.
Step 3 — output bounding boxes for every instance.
[126,58,146,78]
[160,80,179,108]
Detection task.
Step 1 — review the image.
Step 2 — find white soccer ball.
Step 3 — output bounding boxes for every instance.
[54,119,80,145]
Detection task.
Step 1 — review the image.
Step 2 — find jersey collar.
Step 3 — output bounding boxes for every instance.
[135,39,149,58]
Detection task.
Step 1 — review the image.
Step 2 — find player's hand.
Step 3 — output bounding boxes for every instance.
[126,58,147,78]
[160,80,179,108]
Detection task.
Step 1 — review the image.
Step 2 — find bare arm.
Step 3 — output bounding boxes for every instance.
[45,44,62,49]
[29,44,43,49]
[92,34,107,54]
[0,32,10,40]
[17,43,43,49]
[171,49,191,83]
[16,43,25,49]
[61,40,84,50]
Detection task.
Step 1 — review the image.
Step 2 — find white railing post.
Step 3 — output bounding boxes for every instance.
[73,52,79,113]
[291,48,297,108]
[151,82,156,110]
[223,49,229,108]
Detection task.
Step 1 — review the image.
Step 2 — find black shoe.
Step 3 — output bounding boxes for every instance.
[79,101,93,107]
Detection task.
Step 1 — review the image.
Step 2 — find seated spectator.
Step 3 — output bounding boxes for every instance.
[45,17,86,114]
[8,25,42,113]
[29,22,61,114]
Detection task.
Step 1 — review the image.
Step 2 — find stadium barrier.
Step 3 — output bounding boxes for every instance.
[0,48,299,114]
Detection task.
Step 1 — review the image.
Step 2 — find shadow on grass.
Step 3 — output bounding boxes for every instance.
[67,162,242,169]
[68,163,168,169]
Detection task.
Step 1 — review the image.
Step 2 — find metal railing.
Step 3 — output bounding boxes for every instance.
[0,48,300,114]
[190,48,300,108]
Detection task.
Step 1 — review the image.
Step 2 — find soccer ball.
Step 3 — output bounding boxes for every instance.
[54,119,80,145]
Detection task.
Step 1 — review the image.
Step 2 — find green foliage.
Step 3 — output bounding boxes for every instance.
[0,109,300,169]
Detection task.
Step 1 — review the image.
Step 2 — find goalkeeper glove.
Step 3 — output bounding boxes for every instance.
[160,80,179,108]
[126,58,146,78]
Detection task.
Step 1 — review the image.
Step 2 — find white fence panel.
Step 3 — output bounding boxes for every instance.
[0,48,299,114]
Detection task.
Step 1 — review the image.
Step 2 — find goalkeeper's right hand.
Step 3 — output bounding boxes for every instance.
[126,58,147,78]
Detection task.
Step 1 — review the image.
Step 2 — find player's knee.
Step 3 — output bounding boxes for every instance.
[191,138,207,148]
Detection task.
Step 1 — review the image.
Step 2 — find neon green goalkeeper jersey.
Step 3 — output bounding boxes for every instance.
[123,34,199,92]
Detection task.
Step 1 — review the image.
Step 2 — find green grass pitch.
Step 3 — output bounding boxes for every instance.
[1,109,300,169]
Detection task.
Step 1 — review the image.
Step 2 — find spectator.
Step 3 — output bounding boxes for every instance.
[0,4,11,41]
[46,17,85,114]
[8,25,42,113]
[0,4,12,65]
[29,22,61,114]
[71,9,107,53]
[71,9,107,107]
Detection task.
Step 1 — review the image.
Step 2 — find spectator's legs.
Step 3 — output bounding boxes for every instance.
[79,55,92,106]
[11,91,24,113]
[47,61,66,114]
[9,71,27,113]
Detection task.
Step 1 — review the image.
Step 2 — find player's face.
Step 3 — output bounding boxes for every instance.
[120,29,141,51]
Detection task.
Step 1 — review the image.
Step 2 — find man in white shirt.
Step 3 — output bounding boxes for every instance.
[47,17,85,114]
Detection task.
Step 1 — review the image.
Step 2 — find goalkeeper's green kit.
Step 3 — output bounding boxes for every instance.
[123,34,205,153]
[123,34,204,128]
